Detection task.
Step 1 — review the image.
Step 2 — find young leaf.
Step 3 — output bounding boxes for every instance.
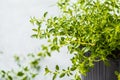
[44,67,50,75]
[59,73,65,78]
[8,75,13,80]
[30,17,35,25]
[17,71,24,76]
[32,73,37,78]
[32,28,37,32]
[55,65,59,70]
[47,52,51,56]
[22,76,27,80]
[31,34,38,38]
[44,12,48,17]
[24,67,28,71]
[30,60,39,66]
[52,74,57,80]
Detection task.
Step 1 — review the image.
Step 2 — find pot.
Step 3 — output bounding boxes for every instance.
[81,60,120,80]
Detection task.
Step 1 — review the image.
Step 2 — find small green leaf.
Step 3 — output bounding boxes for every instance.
[53,37,58,44]
[60,31,65,35]
[14,55,20,61]
[30,60,38,66]
[36,21,41,27]
[71,66,76,71]
[47,52,51,56]
[37,52,43,56]
[44,67,51,75]
[59,73,65,78]
[1,70,6,74]
[52,74,57,80]
[42,45,48,51]
[24,67,28,71]
[30,18,35,25]
[82,47,90,53]
[44,12,48,17]
[75,73,81,80]
[51,46,56,51]
[31,34,38,38]
[22,76,27,80]
[8,75,13,80]
[55,65,59,70]
[32,73,37,78]
[32,28,37,32]
[49,29,55,33]
[53,17,57,21]
[17,71,24,76]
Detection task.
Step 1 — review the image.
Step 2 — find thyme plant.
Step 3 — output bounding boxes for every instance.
[31,0,120,79]
[1,0,119,80]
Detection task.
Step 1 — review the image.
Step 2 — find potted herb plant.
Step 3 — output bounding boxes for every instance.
[31,0,120,80]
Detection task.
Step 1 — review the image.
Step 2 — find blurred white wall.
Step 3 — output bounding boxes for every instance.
[0,0,59,55]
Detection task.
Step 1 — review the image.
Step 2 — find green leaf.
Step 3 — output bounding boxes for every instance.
[44,12,48,17]
[51,46,56,51]
[14,55,20,61]
[17,71,24,76]
[59,73,65,78]
[36,21,41,27]
[55,65,59,70]
[53,37,58,44]
[22,76,27,80]
[52,74,57,80]
[71,66,76,71]
[82,47,90,53]
[32,28,37,32]
[32,73,37,78]
[47,52,51,56]
[8,75,13,80]
[31,34,38,38]
[37,52,43,56]
[42,45,48,51]
[30,18,35,25]
[74,73,81,80]
[49,29,55,33]
[53,17,57,21]
[44,67,50,75]
[60,31,65,35]
[24,67,28,71]
[61,37,65,41]
[30,60,38,66]
[1,70,5,74]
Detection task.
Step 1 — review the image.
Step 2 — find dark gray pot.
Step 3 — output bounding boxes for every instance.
[81,60,120,80]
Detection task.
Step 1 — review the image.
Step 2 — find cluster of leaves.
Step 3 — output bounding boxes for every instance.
[45,65,81,80]
[31,0,120,79]
[0,52,44,80]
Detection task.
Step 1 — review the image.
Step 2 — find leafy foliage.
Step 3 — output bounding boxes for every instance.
[0,53,43,80]
[31,0,120,79]
[0,0,119,80]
